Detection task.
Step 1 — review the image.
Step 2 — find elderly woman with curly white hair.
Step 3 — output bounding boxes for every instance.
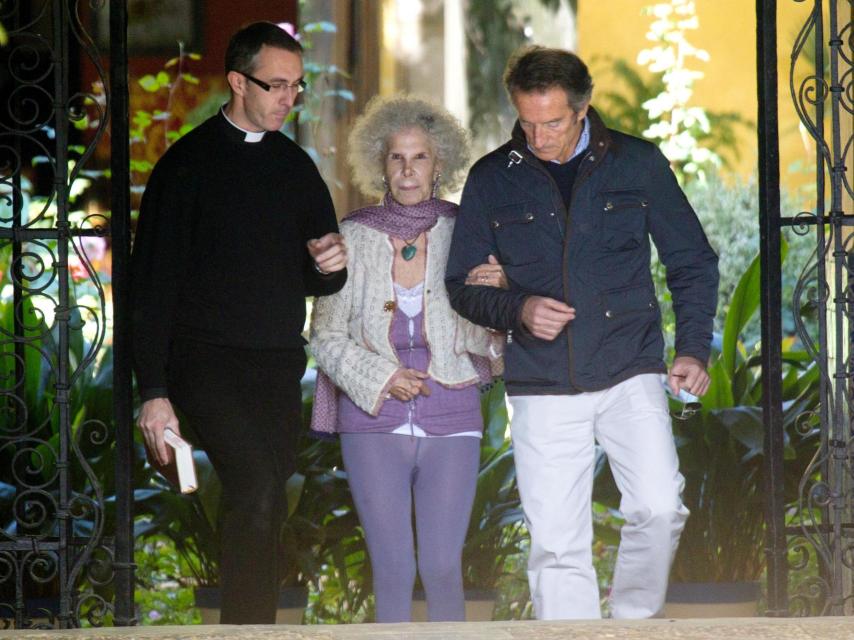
[309,95,502,623]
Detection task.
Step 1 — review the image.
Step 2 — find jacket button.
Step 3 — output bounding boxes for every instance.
[598,141,604,147]
[641,200,649,207]
[604,201,614,211]
[605,310,614,318]
[588,155,596,161]
[549,211,555,216]
[525,212,534,221]
[491,220,500,229]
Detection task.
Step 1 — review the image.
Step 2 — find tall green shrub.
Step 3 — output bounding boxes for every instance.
[650,173,814,352]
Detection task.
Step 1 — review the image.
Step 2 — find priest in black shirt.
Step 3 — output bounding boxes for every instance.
[131,22,347,623]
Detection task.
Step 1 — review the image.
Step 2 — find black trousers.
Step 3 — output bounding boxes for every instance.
[168,337,306,624]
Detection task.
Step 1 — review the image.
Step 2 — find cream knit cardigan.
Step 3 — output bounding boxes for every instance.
[309,216,502,416]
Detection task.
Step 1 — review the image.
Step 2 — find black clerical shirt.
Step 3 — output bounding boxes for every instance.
[130,111,345,400]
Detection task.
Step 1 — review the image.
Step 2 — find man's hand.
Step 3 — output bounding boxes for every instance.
[387,368,431,402]
[668,356,710,397]
[308,232,347,274]
[137,397,180,466]
[521,296,576,340]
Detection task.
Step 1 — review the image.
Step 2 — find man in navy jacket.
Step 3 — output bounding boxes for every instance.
[446,46,718,619]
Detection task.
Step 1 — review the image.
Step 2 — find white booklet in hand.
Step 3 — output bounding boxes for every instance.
[163,428,198,494]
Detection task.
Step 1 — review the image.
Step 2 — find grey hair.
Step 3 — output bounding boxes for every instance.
[347,94,471,199]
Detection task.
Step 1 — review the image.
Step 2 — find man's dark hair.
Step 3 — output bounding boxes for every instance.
[225,21,302,75]
[503,46,593,112]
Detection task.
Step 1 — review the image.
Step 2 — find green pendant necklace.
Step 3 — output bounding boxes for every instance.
[401,237,417,261]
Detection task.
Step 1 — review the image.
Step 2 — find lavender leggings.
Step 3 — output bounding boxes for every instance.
[340,432,480,622]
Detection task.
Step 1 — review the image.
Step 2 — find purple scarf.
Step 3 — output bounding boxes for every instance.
[343,193,457,238]
[310,194,463,436]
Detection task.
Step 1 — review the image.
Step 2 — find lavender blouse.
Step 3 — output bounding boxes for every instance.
[336,282,482,437]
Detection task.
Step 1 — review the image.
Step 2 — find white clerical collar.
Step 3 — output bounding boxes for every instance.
[221,105,266,142]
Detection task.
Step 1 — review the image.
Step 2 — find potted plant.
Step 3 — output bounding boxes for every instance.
[662,250,819,617]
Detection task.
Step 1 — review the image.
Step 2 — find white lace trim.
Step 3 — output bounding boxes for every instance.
[393,281,424,318]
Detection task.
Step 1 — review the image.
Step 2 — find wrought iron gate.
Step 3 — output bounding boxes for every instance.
[0,0,849,630]
[760,0,854,617]
[0,0,133,628]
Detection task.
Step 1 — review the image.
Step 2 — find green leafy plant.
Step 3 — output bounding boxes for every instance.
[278,17,354,184]
[133,448,221,589]
[668,247,819,582]
[465,0,579,146]
[591,246,819,586]
[592,56,666,139]
[593,55,747,177]
[645,172,813,358]
[466,0,530,143]
[461,381,526,593]
[129,45,202,192]
[134,536,200,625]
[296,440,371,624]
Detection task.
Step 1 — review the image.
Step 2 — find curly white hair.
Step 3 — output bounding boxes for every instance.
[347,94,471,199]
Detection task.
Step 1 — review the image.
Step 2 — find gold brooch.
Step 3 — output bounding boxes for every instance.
[383,300,396,312]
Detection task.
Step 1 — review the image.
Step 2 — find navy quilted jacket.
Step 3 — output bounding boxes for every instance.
[445,107,719,396]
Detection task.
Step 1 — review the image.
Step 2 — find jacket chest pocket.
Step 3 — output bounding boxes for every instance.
[598,188,649,251]
[490,203,555,266]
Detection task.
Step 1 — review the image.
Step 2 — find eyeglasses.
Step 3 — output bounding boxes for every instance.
[671,401,702,421]
[241,71,306,94]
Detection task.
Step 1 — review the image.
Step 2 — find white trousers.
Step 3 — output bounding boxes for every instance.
[509,374,689,620]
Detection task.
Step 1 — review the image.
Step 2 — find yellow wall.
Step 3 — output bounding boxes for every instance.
[577,1,815,194]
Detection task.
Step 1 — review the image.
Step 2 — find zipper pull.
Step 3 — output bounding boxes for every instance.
[506,329,514,344]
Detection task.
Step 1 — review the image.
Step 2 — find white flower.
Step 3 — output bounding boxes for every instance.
[675,1,696,15]
[636,0,719,178]
[643,121,674,140]
[652,3,673,18]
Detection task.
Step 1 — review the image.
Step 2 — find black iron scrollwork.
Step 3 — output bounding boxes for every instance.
[787,0,854,618]
[0,0,113,629]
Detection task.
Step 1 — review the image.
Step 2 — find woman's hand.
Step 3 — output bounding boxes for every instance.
[387,368,431,402]
[466,254,508,289]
